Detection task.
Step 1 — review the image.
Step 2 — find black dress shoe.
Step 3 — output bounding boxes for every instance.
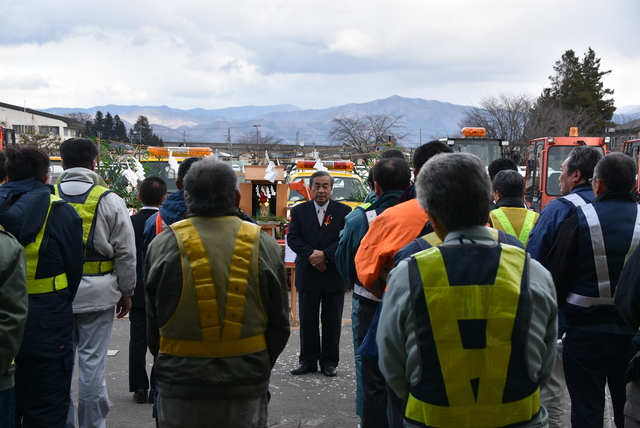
[322,366,337,377]
[134,389,148,403]
[290,363,317,375]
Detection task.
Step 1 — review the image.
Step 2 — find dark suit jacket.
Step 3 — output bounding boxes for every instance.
[130,208,159,309]
[287,199,351,293]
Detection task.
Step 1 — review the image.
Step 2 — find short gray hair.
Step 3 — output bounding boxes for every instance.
[183,157,238,215]
[416,153,492,231]
[566,146,602,181]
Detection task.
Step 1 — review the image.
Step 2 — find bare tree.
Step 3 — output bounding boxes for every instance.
[327,113,409,155]
[236,131,284,164]
[63,112,93,125]
[459,93,534,159]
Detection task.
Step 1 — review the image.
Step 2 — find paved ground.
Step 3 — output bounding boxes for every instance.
[71,291,359,428]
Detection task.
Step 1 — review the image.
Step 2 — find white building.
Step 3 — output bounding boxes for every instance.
[0,101,84,141]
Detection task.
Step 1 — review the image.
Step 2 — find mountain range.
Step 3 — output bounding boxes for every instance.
[44,96,470,147]
[44,96,640,147]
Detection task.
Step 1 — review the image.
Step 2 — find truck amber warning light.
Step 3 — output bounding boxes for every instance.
[461,127,487,138]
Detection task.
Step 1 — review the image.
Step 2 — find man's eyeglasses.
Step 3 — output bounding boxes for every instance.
[588,177,599,184]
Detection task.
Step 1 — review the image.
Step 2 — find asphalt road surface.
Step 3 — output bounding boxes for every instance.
[72,291,360,428]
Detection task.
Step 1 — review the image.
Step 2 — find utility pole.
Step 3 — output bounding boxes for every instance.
[228,128,231,153]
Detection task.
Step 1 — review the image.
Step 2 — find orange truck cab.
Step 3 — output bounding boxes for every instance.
[524,128,609,212]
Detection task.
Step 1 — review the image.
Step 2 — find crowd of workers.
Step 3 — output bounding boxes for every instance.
[1,137,640,428]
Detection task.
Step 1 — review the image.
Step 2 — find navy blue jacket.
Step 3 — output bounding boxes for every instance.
[526,183,594,263]
[547,190,639,330]
[0,178,83,360]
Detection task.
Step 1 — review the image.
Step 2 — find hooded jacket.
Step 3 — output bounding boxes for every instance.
[56,168,136,313]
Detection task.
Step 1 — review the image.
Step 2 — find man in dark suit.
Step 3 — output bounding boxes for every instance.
[288,171,351,377]
[129,176,167,403]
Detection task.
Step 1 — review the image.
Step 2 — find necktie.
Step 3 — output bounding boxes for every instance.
[318,207,325,226]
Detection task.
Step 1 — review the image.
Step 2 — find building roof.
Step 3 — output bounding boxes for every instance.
[0,101,84,129]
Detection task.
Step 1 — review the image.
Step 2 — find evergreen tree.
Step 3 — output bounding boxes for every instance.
[129,115,160,145]
[93,111,105,139]
[83,120,95,138]
[113,115,129,143]
[103,112,114,141]
[539,48,615,134]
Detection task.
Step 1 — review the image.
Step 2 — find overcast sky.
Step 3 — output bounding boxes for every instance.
[2,0,639,113]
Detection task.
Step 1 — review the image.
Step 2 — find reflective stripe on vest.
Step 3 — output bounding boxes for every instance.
[562,193,588,208]
[56,184,114,275]
[406,243,539,427]
[24,194,69,294]
[490,208,537,247]
[566,204,640,308]
[159,219,267,358]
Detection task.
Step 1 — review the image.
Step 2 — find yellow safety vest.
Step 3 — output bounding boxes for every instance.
[489,208,539,247]
[55,184,114,275]
[24,194,69,294]
[405,243,539,427]
[159,218,268,358]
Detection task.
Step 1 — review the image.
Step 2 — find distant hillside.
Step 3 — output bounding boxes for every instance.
[47,96,638,147]
[44,96,470,147]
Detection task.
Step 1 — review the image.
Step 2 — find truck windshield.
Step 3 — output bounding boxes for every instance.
[290,177,365,202]
[449,139,503,168]
[143,161,180,194]
[546,146,605,196]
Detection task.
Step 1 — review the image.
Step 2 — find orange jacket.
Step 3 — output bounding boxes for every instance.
[355,199,429,298]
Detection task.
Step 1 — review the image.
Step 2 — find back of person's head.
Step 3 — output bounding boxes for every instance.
[184,158,237,216]
[413,140,454,172]
[177,157,204,187]
[139,176,167,206]
[493,170,525,198]
[309,170,334,187]
[594,153,636,192]
[488,158,519,181]
[373,158,411,192]
[5,146,50,182]
[566,146,602,181]
[417,153,491,231]
[380,149,406,161]
[0,151,6,183]
[59,138,99,169]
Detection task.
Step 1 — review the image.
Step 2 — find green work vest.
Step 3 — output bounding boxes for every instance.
[405,242,539,427]
[55,184,114,275]
[24,194,68,294]
[489,207,538,247]
[159,218,268,358]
